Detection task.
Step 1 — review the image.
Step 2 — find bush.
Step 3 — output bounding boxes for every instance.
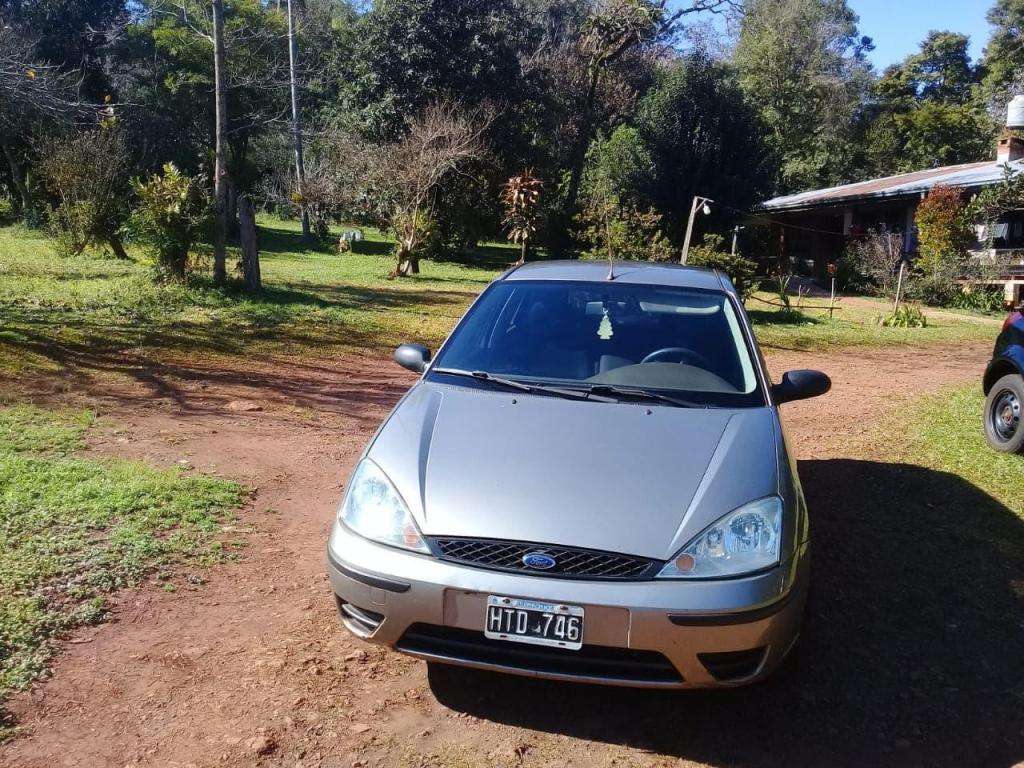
[879,304,927,328]
[906,274,958,307]
[688,234,758,300]
[915,185,972,279]
[949,286,1006,314]
[37,128,131,259]
[128,164,209,281]
[0,195,14,226]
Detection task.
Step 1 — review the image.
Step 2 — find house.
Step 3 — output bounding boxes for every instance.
[755,99,1024,304]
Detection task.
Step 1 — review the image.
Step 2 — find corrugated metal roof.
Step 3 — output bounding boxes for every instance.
[759,159,1024,212]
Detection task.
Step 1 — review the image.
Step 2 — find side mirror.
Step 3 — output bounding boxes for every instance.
[394,343,431,373]
[772,369,831,405]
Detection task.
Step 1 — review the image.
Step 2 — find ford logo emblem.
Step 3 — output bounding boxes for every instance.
[522,552,557,570]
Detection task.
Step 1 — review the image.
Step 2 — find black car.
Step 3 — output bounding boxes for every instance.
[984,307,1024,453]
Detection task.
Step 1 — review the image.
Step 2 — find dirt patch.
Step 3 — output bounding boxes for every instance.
[0,341,1003,768]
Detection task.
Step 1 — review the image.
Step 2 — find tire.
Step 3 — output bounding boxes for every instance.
[984,374,1024,454]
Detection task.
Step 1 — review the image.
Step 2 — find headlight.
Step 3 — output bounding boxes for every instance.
[338,459,429,554]
[657,497,782,579]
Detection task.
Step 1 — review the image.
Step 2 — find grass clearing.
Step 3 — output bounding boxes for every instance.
[0,219,1001,383]
[747,292,999,352]
[0,404,242,733]
[0,218,500,379]
[894,386,1024,514]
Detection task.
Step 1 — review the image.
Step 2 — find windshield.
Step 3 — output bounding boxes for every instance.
[430,279,764,407]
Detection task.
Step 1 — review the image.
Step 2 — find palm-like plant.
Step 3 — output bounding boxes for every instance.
[501,171,543,264]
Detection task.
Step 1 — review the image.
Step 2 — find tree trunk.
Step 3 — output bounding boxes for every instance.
[227,178,239,238]
[287,0,312,242]
[212,0,229,286]
[107,234,130,260]
[551,68,601,257]
[1,139,34,218]
[392,242,420,277]
[238,195,262,293]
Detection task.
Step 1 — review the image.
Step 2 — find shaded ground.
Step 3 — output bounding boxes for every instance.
[2,340,1019,768]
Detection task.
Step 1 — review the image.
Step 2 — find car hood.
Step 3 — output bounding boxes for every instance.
[365,381,780,561]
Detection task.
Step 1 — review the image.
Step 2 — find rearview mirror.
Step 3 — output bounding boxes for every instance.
[394,343,431,373]
[772,369,831,405]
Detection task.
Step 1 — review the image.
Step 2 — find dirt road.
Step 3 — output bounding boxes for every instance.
[3,341,1018,768]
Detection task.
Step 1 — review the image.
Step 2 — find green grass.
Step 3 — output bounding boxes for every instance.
[895,386,1024,514]
[747,292,999,352]
[0,218,501,379]
[0,221,1001,381]
[0,404,242,733]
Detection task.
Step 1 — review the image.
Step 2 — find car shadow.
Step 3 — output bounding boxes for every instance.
[427,459,1024,767]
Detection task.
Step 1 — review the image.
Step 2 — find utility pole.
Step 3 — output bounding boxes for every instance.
[287,0,311,242]
[212,0,228,286]
[680,195,713,265]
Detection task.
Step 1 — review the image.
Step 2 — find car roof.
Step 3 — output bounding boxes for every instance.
[500,260,729,292]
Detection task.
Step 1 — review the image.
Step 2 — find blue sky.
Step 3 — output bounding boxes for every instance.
[851,0,991,70]
[675,0,992,70]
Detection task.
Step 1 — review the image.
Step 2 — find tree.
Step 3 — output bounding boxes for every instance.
[212,0,229,285]
[914,185,972,278]
[866,31,992,175]
[634,54,774,241]
[37,128,132,259]
[0,0,127,99]
[129,163,210,281]
[980,0,1024,112]
[350,0,526,141]
[374,100,493,277]
[734,0,874,192]
[0,26,89,220]
[576,127,672,262]
[286,0,312,241]
[502,171,543,264]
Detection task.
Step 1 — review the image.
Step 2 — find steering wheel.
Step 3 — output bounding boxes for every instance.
[641,347,712,369]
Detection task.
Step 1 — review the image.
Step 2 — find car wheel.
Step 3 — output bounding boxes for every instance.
[984,374,1024,454]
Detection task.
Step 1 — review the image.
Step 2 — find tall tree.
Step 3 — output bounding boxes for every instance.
[866,31,992,175]
[0,0,127,98]
[286,0,312,241]
[0,26,89,219]
[980,0,1024,113]
[633,55,774,240]
[734,0,873,192]
[212,0,229,285]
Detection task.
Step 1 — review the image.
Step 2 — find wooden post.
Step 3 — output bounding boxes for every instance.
[238,195,262,293]
[893,260,906,312]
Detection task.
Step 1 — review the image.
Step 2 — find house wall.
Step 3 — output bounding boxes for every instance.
[758,197,1024,305]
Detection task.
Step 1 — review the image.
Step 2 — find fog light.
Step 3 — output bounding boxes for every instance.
[673,554,696,573]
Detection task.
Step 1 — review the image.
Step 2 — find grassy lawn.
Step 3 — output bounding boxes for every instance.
[0,219,1002,382]
[0,218,500,380]
[0,404,242,736]
[896,386,1024,513]
[747,292,999,352]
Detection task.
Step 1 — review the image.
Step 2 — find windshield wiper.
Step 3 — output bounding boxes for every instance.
[581,384,708,409]
[432,368,614,402]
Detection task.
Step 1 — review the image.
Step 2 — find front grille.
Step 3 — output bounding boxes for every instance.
[429,537,658,580]
[397,624,683,685]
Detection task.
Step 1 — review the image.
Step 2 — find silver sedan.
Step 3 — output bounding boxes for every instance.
[326,260,829,688]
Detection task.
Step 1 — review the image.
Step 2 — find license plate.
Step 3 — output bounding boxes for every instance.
[484,595,584,650]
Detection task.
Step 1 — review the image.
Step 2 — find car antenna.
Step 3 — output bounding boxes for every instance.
[606,255,615,281]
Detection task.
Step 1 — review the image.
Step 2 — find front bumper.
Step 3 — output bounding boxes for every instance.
[326,523,809,688]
